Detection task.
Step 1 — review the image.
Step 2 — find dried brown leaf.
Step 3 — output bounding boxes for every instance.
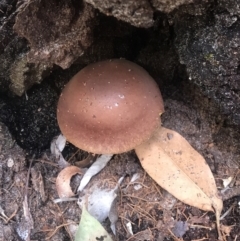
[31,167,46,202]
[56,166,82,198]
[135,127,223,238]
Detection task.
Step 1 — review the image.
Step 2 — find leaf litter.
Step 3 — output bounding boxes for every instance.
[1,110,239,241]
[77,154,113,192]
[51,128,228,240]
[78,177,124,234]
[16,158,34,241]
[54,126,226,239]
[50,134,69,168]
[56,165,83,198]
[75,206,113,241]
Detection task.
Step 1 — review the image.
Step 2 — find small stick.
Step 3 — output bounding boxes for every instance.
[123,194,159,203]
[45,222,76,240]
[220,202,236,220]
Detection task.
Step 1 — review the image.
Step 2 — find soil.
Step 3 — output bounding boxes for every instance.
[0,1,240,241]
[0,82,240,241]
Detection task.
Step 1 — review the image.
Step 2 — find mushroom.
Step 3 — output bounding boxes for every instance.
[57,59,222,239]
[57,59,164,155]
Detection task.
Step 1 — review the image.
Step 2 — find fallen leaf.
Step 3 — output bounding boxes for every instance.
[135,127,223,238]
[222,176,232,188]
[55,134,67,152]
[56,166,82,198]
[51,134,69,168]
[78,154,113,192]
[109,196,118,235]
[75,206,113,241]
[75,153,94,168]
[78,177,124,234]
[50,134,66,154]
[78,183,117,222]
[126,222,134,236]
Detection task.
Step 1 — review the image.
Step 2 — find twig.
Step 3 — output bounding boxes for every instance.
[192,238,208,241]
[123,194,159,203]
[221,186,240,201]
[55,203,74,241]
[53,197,78,203]
[127,203,156,222]
[120,215,129,235]
[220,202,236,220]
[0,216,7,222]
[119,215,135,225]
[35,159,59,167]
[152,181,163,197]
[67,149,80,163]
[168,228,183,241]
[5,207,18,223]
[190,224,212,230]
[45,222,76,240]
[19,156,34,241]
[128,181,150,189]
[229,169,240,188]
[125,228,153,241]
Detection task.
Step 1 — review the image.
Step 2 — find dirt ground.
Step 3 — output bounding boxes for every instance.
[1,1,240,241]
[0,87,240,241]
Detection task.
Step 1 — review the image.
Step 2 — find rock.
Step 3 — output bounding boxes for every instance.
[85,0,153,28]
[14,0,95,69]
[174,6,240,126]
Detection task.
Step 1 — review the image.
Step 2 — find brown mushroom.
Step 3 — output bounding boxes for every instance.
[57,59,164,154]
[57,60,223,238]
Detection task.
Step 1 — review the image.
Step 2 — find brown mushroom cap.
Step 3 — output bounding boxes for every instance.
[57,59,164,154]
